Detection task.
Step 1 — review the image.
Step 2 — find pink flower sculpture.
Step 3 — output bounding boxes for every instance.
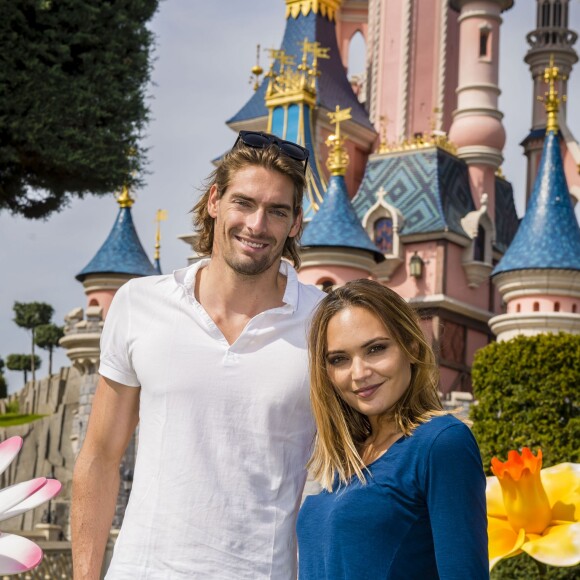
[0,436,61,575]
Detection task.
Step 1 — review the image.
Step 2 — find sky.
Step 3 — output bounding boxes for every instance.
[1,0,579,391]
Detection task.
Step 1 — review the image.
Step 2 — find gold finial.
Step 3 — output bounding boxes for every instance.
[154,209,168,261]
[250,44,263,92]
[325,105,352,175]
[306,41,330,82]
[116,184,135,208]
[264,41,329,108]
[539,54,567,134]
[378,115,391,153]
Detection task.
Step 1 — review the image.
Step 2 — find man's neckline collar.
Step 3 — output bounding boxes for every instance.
[173,258,299,311]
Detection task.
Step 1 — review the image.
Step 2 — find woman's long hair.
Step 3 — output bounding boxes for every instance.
[307,279,444,491]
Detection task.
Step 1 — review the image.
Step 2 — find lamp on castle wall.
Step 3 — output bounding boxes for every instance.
[409,251,424,278]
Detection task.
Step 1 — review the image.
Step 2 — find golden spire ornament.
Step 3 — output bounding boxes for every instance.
[539,54,567,134]
[250,44,263,92]
[154,209,168,264]
[326,105,352,175]
[116,184,135,208]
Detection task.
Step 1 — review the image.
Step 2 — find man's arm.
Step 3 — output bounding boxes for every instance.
[72,376,140,580]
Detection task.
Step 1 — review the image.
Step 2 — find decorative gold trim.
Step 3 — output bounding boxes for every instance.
[285,0,343,21]
[116,185,135,208]
[377,130,457,156]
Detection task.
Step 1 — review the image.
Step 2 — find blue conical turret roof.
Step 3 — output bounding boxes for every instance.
[493,130,580,276]
[302,174,383,261]
[77,204,158,281]
[228,8,372,132]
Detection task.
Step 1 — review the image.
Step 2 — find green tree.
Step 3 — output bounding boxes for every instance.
[471,333,580,579]
[34,323,64,376]
[13,301,54,382]
[6,354,41,386]
[0,0,159,219]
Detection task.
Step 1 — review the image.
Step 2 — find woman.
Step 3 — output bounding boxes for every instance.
[297,280,488,579]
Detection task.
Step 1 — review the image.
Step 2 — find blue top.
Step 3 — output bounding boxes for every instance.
[77,206,158,281]
[297,415,489,580]
[493,130,580,275]
[302,174,384,261]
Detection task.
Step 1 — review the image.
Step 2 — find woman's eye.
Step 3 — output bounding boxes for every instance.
[327,356,346,366]
[369,344,386,355]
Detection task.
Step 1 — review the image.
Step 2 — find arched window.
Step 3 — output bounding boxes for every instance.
[554,301,560,312]
[373,217,393,254]
[516,303,521,313]
[89,298,99,307]
[554,0,562,27]
[317,279,335,293]
[573,304,577,313]
[347,31,366,101]
[479,29,490,58]
[541,0,550,27]
[533,302,540,312]
[473,225,486,261]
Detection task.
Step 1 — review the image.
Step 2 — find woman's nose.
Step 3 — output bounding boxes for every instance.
[351,356,371,381]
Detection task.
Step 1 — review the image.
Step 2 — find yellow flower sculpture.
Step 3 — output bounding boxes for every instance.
[487,448,580,570]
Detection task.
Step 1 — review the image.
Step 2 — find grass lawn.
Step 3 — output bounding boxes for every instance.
[0,413,45,427]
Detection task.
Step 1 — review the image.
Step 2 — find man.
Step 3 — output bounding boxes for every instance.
[72,132,324,579]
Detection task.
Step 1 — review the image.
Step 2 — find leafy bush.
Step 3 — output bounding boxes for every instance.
[471,333,580,471]
[471,333,580,579]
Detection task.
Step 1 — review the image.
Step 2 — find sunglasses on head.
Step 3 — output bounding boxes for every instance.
[234,130,309,173]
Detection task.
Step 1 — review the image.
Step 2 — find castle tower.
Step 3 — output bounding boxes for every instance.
[62,187,157,526]
[363,0,460,141]
[61,187,157,375]
[300,106,383,287]
[227,0,376,199]
[489,65,580,341]
[447,0,513,218]
[523,0,579,201]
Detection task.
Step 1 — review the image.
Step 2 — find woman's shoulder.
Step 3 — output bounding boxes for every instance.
[411,414,472,444]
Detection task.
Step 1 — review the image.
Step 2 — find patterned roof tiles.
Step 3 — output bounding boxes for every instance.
[302,174,383,260]
[493,130,580,275]
[77,206,158,281]
[227,10,373,132]
[352,147,519,251]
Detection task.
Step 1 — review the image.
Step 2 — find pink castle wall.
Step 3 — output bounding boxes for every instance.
[408,0,440,136]
[298,264,372,287]
[86,290,116,319]
[507,296,579,314]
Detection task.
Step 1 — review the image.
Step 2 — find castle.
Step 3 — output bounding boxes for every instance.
[1,0,580,575]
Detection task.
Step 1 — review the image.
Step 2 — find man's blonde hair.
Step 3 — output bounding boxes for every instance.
[307,279,444,491]
[192,143,306,268]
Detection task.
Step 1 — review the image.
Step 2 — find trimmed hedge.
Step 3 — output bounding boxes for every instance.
[471,333,580,579]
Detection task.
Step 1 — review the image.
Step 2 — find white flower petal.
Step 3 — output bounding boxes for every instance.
[0,438,22,478]
[0,478,46,516]
[0,479,62,523]
[0,532,42,574]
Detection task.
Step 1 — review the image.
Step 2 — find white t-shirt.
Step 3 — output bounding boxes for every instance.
[99,259,324,579]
